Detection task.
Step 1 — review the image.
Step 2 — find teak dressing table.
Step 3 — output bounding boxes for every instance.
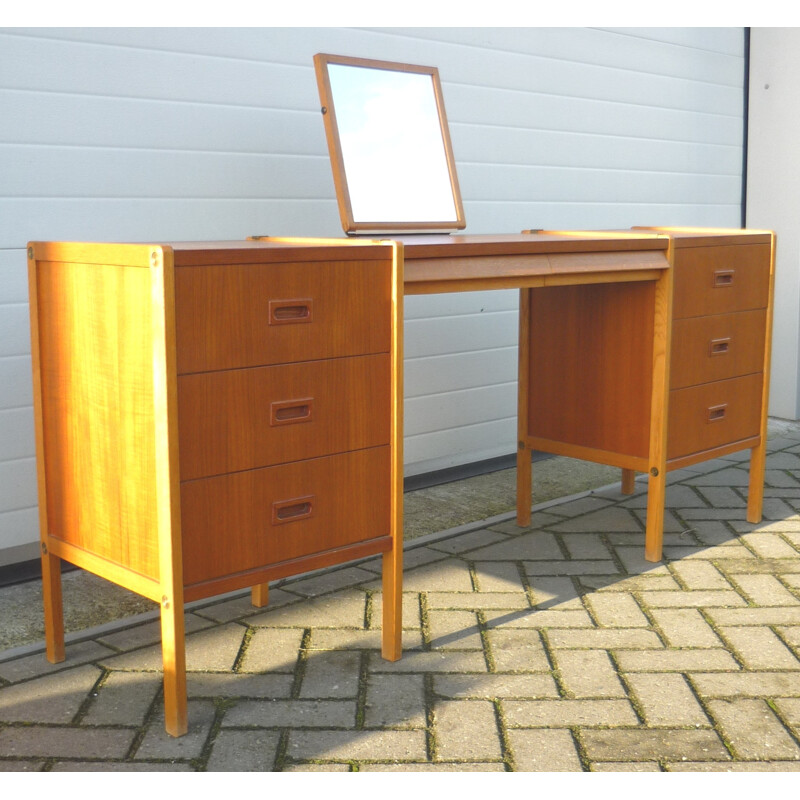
[27,226,775,736]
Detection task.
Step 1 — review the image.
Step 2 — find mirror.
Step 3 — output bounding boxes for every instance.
[314,53,465,234]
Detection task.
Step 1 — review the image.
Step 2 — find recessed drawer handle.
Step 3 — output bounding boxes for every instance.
[269,298,313,325]
[270,398,314,426]
[272,495,315,525]
[709,337,731,356]
[707,403,728,423]
[713,270,734,288]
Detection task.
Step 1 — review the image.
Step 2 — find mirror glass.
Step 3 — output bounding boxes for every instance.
[314,54,465,234]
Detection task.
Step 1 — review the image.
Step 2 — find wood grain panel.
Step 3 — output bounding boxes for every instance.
[177,354,390,479]
[180,447,390,586]
[34,258,159,579]
[174,259,391,373]
[672,244,770,319]
[670,309,767,389]
[526,281,655,460]
[668,373,763,460]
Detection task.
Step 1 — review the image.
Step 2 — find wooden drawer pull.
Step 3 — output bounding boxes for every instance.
[269,298,313,325]
[270,397,314,426]
[272,495,315,525]
[709,337,731,356]
[707,403,727,423]
[713,270,734,288]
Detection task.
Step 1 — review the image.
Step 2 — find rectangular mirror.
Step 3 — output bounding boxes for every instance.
[314,53,466,234]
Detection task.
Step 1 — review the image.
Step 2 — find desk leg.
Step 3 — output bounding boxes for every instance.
[381,546,402,661]
[516,288,532,527]
[251,583,270,608]
[160,599,187,737]
[747,441,767,523]
[621,469,636,495]
[42,547,65,664]
[645,265,673,563]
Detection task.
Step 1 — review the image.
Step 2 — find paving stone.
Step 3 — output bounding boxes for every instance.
[720,558,800,575]
[580,728,729,762]
[669,561,732,590]
[553,649,627,698]
[311,629,425,651]
[472,561,526,592]
[591,761,661,771]
[615,649,739,672]
[485,629,551,672]
[529,576,583,609]
[222,699,356,728]
[706,607,800,626]
[95,613,212,653]
[0,664,101,723]
[484,608,594,630]
[427,609,484,651]
[427,529,510,555]
[50,761,192,771]
[281,763,350,772]
[506,729,583,771]
[134,699,217,761]
[761,497,800,521]
[361,762,506,771]
[731,574,800,606]
[283,566,377,597]
[773,697,800,728]
[400,559,475,592]
[192,588,297,623]
[688,520,744,545]
[369,591,423,630]
[0,761,43,772]
[81,670,162,726]
[583,592,650,627]
[624,673,709,726]
[648,608,723,648]
[545,628,663,649]
[238,628,304,673]
[558,533,614,560]
[286,729,427,762]
[665,544,757,560]
[369,650,488,674]
[690,672,800,698]
[434,699,503,760]
[637,590,747,609]
[467,531,563,561]
[503,697,637,727]
[612,548,673,575]
[666,761,800,771]
[489,512,565,534]
[707,698,800,760]
[764,470,800,489]
[685,467,750,487]
[400,546,452,570]
[299,650,362,698]
[0,640,114,683]
[187,672,293,699]
[777,626,800,649]
[545,496,613,518]
[550,507,642,534]
[697,486,747,508]
[580,574,681,592]
[0,725,136,760]
[622,484,707,510]
[364,673,426,728]
[205,729,281,771]
[247,591,367,629]
[525,560,619,576]
[433,673,560,700]
[719,627,800,669]
[425,591,529,611]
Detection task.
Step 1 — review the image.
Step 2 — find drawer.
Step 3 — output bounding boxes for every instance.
[667,373,763,461]
[180,447,390,585]
[670,309,767,390]
[174,259,391,373]
[177,354,390,480]
[672,244,770,319]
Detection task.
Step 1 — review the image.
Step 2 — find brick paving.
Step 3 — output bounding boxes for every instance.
[2,432,800,771]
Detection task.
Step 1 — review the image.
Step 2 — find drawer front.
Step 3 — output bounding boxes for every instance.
[670,309,767,390]
[672,244,770,319]
[180,447,390,585]
[668,374,763,460]
[174,260,391,373]
[177,354,390,480]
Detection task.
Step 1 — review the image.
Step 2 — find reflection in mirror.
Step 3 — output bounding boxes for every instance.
[314,54,465,234]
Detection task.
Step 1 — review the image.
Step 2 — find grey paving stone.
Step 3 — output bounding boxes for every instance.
[191,588,297,623]
[591,762,661,771]
[707,698,800,760]
[81,670,162,726]
[558,533,614,560]
[187,672,293,699]
[506,729,583,771]
[580,574,681,592]
[238,628,304,673]
[669,560,733,590]
[472,561,527,592]
[624,673,709,726]
[583,592,650,627]
[690,671,800,698]
[284,566,378,597]
[580,728,729,762]
[369,591,424,631]
[684,467,750,487]
[222,699,356,728]
[545,628,663,649]
[361,762,506,771]
[204,729,281,772]
[433,699,503,761]
[615,648,740,672]
[697,486,747,508]
[550,507,642,534]
[312,629,425,651]
[732,574,800,606]
[246,591,367,629]
[484,608,594,630]
[529,576,583,609]
[706,607,800,626]
[554,649,628,698]
[285,729,427,763]
[0,725,136,760]
[0,664,101,724]
[299,650,362,698]
[485,629,551,672]
[666,761,800,771]
[503,697,637,727]
[525,560,619,576]
[134,699,216,761]
[0,640,114,683]
[433,673,560,700]
[427,609,484,651]
[50,761,193,771]
[466,531,564,561]
[773,697,800,728]
[637,590,747,609]
[427,529,510,555]
[364,673,426,728]
[95,613,212,653]
[400,559,475,592]
[425,591,529,612]
[648,608,723,648]
[719,627,800,670]
[545,496,613,518]
[0,761,44,772]
[612,547,673,575]
[368,650,488,674]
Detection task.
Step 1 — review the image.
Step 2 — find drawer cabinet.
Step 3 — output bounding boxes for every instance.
[28,239,404,737]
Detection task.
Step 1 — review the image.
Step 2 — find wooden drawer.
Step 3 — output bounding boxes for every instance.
[670,309,767,390]
[180,447,390,586]
[174,259,391,373]
[672,244,770,319]
[177,354,390,480]
[667,373,763,461]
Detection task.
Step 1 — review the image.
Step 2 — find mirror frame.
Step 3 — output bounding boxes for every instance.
[313,53,466,234]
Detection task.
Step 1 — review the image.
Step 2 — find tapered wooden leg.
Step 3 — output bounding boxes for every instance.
[517,288,532,527]
[251,583,269,608]
[517,444,532,527]
[621,468,636,495]
[645,471,667,562]
[41,548,65,664]
[159,600,187,737]
[381,546,403,662]
[747,441,767,523]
